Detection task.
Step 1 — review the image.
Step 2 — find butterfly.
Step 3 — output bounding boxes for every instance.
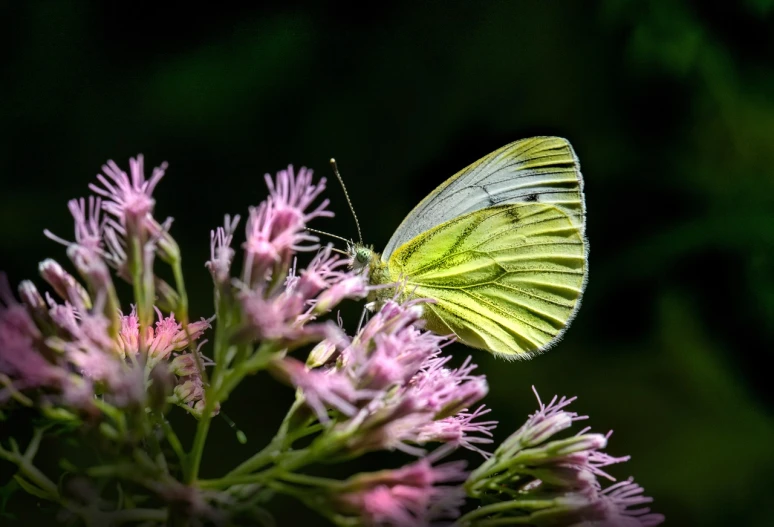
[348,136,587,359]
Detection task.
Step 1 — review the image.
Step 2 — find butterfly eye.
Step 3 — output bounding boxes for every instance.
[356,249,370,263]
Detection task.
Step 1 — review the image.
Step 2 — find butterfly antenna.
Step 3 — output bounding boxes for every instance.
[305,228,351,256]
[330,158,363,244]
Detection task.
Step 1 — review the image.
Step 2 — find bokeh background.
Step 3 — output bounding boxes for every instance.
[2,1,774,525]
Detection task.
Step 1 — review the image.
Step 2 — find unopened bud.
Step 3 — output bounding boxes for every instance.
[39,259,91,308]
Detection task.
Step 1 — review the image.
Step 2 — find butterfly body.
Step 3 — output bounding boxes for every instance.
[350,137,587,359]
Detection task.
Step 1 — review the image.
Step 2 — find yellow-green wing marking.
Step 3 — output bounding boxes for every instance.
[387,203,586,358]
[383,137,585,259]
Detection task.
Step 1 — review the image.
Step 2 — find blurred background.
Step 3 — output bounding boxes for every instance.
[2,1,774,525]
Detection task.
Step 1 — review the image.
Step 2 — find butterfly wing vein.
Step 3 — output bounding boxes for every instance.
[383,136,585,259]
[388,203,586,358]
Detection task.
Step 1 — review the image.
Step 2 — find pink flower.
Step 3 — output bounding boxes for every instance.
[291,246,368,315]
[293,246,351,299]
[43,197,119,316]
[173,376,204,404]
[465,388,664,526]
[510,388,589,450]
[264,165,332,238]
[342,300,445,389]
[0,274,63,398]
[66,244,118,318]
[49,311,123,384]
[242,166,332,285]
[238,283,344,347]
[117,307,210,362]
[405,355,489,420]
[44,196,106,253]
[39,259,91,308]
[239,288,307,341]
[585,479,665,527]
[68,196,106,252]
[562,479,665,527]
[348,353,489,455]
[169,353,202,377]
[89,155,167,236]
[17,280,50,328]
[35,302,143,408]
[415,405,498,458]
[206,214,241,284]
[0,275,42,345]
[283,299,489,456]
[333,458,467,527]
[171,350,219,418]
[313,275,368,314]
[271,357,359,421]
[87,155,180,273]
[46,296,81,336]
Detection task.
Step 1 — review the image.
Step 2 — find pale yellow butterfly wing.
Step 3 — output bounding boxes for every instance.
[386,203,586,358]
[383,137,585,259]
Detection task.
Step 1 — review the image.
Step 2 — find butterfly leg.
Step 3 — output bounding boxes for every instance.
[357,305,373,332]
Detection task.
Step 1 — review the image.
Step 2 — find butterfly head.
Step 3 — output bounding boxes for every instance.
[347,242,376,273]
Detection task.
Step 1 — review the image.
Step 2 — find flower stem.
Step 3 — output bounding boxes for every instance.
[0,429,61,501]
[216,343,278,400]
[186,345,277,483]
[199,445,319,490]
[460,518,533,526]
[457,498,556,524]
[185,389,216,483]
[171,256,189,325]
[223,400,317,478]
[161,418,186,468]
[278,471,338,488]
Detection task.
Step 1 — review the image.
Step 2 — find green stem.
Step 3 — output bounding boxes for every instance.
[23,427,45,462]
[146,424,169,475]
[265,480,318,502]
[278,471,339,488]
[0,433,164,525]
[0,374,33,406]
[161,419,186,469]
[457,498,555,524]
[171,257,189,325]
[202,420,346,491]
[461,518,533,526]
[224,401,318,478]
[172,257,209,390]
[222,436,283,480]
[182,329,214,484]
[186,397,213,483]
[199,447,317,490]
[216,344,277,401]
[0,438,60,501]
[15,459,60,498]
[129,237,152,357]
[467,447,542,494]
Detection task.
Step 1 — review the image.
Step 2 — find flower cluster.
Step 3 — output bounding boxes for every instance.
[1,156,211,420]
[0,154,663,527]
[462,388,665,527]
[328,457,468,526]
[272,300,496,461]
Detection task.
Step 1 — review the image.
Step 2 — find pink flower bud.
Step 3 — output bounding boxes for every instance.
[39,259,91,308]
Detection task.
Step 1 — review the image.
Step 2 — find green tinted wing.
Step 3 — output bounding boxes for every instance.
[388,203,587,358]
[383,137,585,259]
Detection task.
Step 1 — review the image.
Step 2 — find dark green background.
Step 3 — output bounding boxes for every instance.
[2,2,774,526]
